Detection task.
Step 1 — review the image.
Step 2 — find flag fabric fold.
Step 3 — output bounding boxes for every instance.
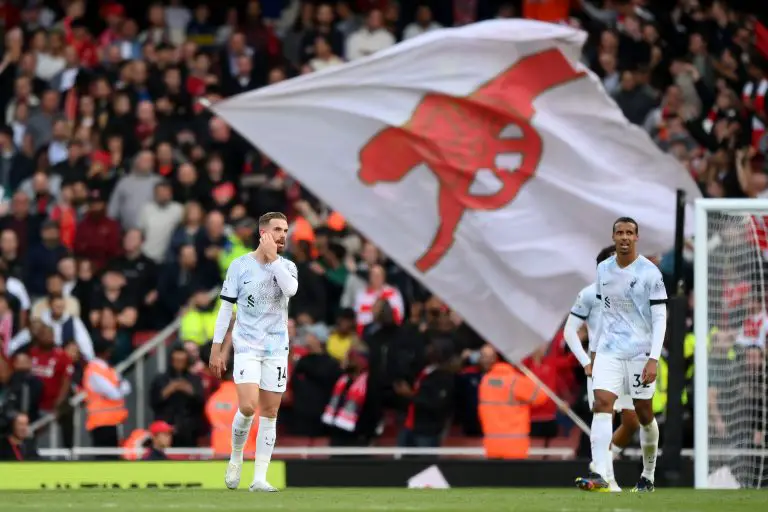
[213,19,700,362]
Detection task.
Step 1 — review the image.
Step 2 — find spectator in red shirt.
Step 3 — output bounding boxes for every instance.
[98,3,125,48]
[73,189,122,272]
[523,344,559,448]
[0,1,21,30]
[29,322,73,416]
[68,18,99,69]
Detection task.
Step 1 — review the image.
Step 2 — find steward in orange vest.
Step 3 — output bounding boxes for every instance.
[121,429,150,461]
[205,368,257,457]
[478,345,548,459]
[83,339,130,453]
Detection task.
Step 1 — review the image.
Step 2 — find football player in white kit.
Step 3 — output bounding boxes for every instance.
[564,245,640,492]
[576,217,667,493]
[208,212,298,492]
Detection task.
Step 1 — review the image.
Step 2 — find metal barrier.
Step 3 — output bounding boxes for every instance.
[37,446,575,460]
[35,446,768,461]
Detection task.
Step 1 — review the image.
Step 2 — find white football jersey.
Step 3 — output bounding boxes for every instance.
[220,254,297,357]
[595,255,667,360]
[569,282,601,353]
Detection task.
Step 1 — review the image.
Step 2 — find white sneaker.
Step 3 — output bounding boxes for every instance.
[225,461,242,490]
[608,479,622,492]
[249,480,279,492]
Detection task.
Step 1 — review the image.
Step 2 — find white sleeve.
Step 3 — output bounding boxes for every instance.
[88,372,124,400]
[564,314,591,367]
[648,268,668,360]
[268,259,298,298]
[592,266,604,353]
[74,318,95,361]
[650,304,667,360]
[7,278,30,310]
[212,300,234,345]
[6,329,31,357]
[220,259,240,302]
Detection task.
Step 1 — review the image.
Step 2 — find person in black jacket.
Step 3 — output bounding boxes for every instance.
[5,350,42,424]
[289,333,341,437]
[149,344,205,447]
[395,337,457,448]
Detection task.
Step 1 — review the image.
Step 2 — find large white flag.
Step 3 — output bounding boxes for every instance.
[213,20,700,361]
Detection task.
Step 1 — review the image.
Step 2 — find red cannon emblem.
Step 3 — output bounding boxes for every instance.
[359,49,584,272]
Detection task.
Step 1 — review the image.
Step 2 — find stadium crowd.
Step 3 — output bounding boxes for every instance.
[0,0,766,463]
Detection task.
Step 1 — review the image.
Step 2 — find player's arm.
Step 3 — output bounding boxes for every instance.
[564,290,591,369]
[210,260,239,377]
[643,268,668,384]
[648,268,668,362]
[268,259,298,297]
[591,265,605,361]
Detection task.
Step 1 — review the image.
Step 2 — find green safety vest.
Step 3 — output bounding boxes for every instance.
[180,307,219,345]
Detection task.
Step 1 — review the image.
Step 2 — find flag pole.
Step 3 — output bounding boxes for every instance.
[512,361,591,435]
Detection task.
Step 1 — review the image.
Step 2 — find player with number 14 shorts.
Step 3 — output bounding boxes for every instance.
[208,212,298,492]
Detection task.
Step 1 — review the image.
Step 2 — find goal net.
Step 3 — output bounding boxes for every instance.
[695,199,768,489]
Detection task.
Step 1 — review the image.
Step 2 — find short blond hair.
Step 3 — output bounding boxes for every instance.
[258,212,287,228]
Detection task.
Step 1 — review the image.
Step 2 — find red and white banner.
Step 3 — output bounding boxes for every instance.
[213,20,700,361]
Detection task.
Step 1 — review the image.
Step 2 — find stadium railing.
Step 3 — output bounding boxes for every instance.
[37,446,574,459]
[36,446,768,460]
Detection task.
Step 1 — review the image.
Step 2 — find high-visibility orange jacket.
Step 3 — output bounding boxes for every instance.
[205,381,258,457]
[478,362,548,459]
[121,429,150,460]
[83,360,128,432]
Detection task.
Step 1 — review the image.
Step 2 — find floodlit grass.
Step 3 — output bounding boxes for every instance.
[1,488,766,512]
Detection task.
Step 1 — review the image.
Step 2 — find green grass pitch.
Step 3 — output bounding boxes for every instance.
[0,488,765,512]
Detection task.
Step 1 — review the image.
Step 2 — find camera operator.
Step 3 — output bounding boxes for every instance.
[0,412,38,461]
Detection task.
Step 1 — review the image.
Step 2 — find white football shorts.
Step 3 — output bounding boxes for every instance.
[233,353,289,393]
[587,376,635,411]
[592,353,656,401]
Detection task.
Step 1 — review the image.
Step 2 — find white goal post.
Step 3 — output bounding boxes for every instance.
[694,198,768,489]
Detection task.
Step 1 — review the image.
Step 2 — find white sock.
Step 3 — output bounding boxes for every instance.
[590,413,613,479]
[639,418,659,482]
[230,409,254,463]
[611,444,624,456]
[253,416,277,483]
[606,443,616,482]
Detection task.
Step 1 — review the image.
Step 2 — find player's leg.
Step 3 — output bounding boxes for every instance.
[628,360,658,493]
[577,353,620,492]
[226,354,261,490]
[613,405,640,451]
[249,357,287,492]
[604,395,637,491]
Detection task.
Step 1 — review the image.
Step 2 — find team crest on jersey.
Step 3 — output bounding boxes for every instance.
[629,278,638,289]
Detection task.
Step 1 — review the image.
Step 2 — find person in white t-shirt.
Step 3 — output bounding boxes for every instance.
[577,217,667,493]
[564,245,640,492]
[345,9,395,61]
[208,213,298,493]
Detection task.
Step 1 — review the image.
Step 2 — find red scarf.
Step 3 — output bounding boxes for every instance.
[743,79,768,150]
[405,365,436,430]
[322,372,368,432]
[702,107,720,134]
